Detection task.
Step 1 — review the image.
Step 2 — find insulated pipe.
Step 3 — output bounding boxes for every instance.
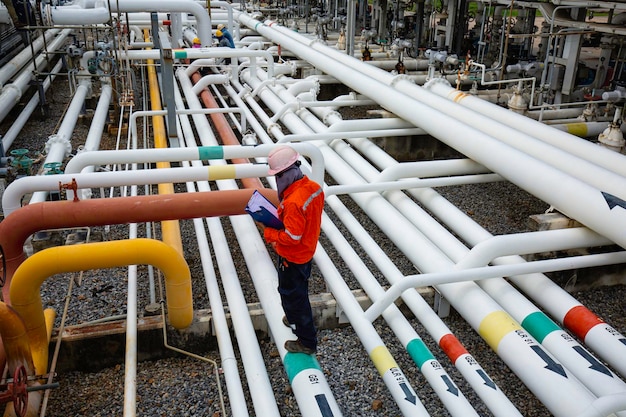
[349,136,626,386]
[49,0,212,46]
[9,239,193,377]
[550,121,626,138]
[243,17,626,252]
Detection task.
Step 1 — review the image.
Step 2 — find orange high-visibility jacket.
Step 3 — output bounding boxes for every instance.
[264,176,324,264]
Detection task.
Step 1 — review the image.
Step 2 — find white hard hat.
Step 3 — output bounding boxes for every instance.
[217,23,225,31]
[267,145,299,175]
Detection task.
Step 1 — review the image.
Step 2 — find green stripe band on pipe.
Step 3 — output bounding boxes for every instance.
[407,338,435,369]
[284,353,322,383]
[198,146,224,160]
[522,312,560,344]
[174,50,187,59]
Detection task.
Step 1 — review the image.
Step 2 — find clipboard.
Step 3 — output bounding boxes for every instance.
[245,190,284,229]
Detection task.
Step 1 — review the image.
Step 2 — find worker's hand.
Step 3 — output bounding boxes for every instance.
[255,221,266,232]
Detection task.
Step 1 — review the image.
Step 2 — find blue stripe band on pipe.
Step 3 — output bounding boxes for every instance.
[198,146,224,160]
[522,311,561,344]
[284,352,322,383]
[406,338,435,369]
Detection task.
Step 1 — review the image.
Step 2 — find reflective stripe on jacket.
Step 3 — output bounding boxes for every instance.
[264,176,324,264]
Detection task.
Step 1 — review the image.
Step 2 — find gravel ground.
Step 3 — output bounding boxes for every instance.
[1,59,625,417]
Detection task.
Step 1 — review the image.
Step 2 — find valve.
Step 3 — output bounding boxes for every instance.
[0,366,28,417]
[44,162,63,175]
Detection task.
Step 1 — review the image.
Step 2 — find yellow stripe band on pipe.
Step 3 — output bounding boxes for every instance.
[566,123,588,137]
[370,346,399,376]
[198,146,224,160]
[478,311,522,352]
[207,165,237,180]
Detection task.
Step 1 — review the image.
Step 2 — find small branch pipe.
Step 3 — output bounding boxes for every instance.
[64,144,323,183]
[9,239,193,377]
[3,164,271,216]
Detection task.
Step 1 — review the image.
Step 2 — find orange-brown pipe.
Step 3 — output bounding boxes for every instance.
[0,188,278,305]
[191,71,264,190]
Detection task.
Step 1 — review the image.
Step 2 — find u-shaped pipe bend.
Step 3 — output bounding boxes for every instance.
[9,238,193,376]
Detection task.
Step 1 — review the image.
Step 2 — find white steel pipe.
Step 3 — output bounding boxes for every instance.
[2,164,270,216]
[424,80,626,178]
[1,59,63,152]
[0,29,61,88]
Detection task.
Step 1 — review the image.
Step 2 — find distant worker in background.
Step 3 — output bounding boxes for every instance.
[215,30,233,64]
[217,23,235,48]
[192,37,201,48]
[262,145,325,354]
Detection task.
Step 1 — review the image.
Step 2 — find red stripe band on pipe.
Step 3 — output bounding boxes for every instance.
[439,334,469,363]
[563,305,604,341]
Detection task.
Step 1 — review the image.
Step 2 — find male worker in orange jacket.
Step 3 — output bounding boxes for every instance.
[263,145,324,354]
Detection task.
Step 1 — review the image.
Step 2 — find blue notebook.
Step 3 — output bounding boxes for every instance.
[245,190,284,229]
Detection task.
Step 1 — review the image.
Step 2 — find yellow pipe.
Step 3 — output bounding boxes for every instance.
[9,239,193,376]
[145,29,184,257]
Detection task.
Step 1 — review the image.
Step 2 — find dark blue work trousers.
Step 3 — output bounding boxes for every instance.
[277,256,317,350]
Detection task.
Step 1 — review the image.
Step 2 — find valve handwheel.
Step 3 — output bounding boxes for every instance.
[12,366,28,417]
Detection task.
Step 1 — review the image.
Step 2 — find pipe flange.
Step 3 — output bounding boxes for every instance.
[45,134,73,157]
[423,77,452,90]
[389,74,412,89]
[3,84,23,103]
[323,111,342,125]
[266,122,282,135]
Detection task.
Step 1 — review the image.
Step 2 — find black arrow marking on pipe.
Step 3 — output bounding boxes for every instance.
[530,345,567,377]
[399,383,417,404]
[315,394,334,417]
[441,375,459,396]
[476,369,497,390]
[572,346,613,376]
[620,338,626,347]
[602,192,626,210]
